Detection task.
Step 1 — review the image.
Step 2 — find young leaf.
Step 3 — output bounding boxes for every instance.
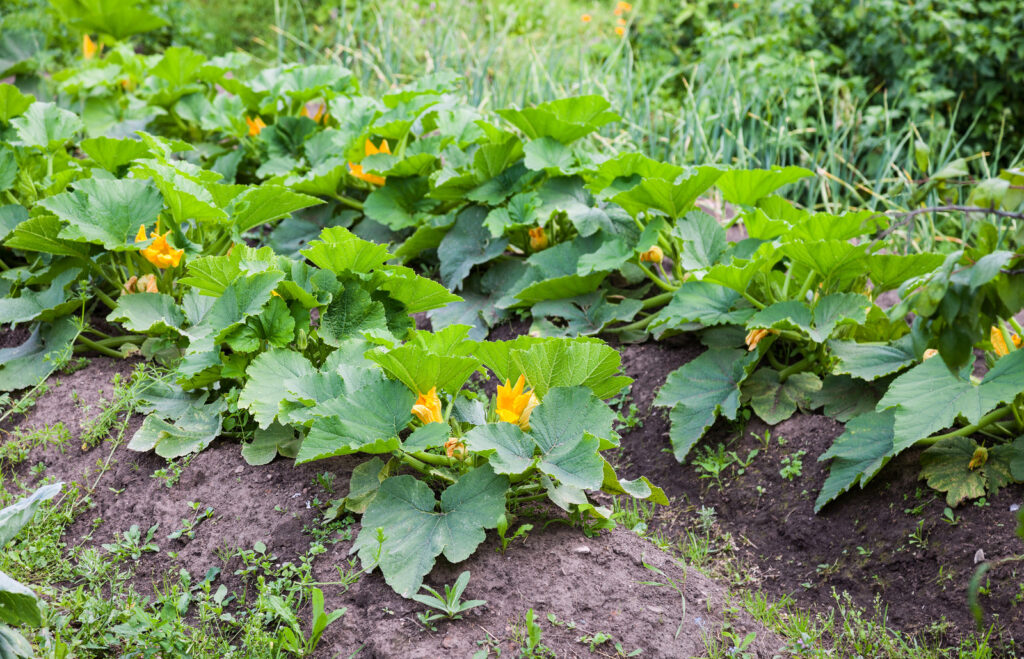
[0,318,79,392]
[301,226,391,274]
[828,338,916,380]
[242,423,300,466]
[367,343,481,395]
[437,207,509,291]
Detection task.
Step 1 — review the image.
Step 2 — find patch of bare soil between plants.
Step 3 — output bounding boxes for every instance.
[613,336,1024,653]
[7,357,786,658]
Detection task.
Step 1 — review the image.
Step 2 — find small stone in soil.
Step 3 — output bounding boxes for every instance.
[573,545,591,554]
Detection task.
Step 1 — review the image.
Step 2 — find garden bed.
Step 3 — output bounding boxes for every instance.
[613,335,1024,651]
[4,354,785,658]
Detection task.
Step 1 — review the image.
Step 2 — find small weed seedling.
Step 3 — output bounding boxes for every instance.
[167,502,214,542]
[693,444,736,491]
[268,587,345,657]
[638,555,687,639]
[411,570,487,627]
[779,450,806,481]
[151,457,190,488]
[102,523,160,561]
[513,608,555,658]
[496,515,532,554]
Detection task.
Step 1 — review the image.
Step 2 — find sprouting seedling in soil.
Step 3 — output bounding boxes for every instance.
[496,514,532,554]
[410,570,487,624]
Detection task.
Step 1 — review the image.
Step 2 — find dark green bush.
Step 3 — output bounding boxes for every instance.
[812,0,1023,138]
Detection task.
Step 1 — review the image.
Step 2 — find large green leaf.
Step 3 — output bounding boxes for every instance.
[241,423,300,466]
[40,178,163,250]
[352,465,509,596]
[0,268,79,324]
[529,386,616,488]
[437,207,509,290]
[878,350,1024,450]
[920,437,1016,506]
[780,240,870,282]
[296,378,415,463]
[10,102,82,149]
[0,483,62,547]
[0,570,41,628]
[465,423,535,475]
[496,96,618,144]
[80,136,152,173]
[866,253,946,292]
[829,338,916,380]
[648,282,754,335]
[611,166,723,218]
[0,83,33,123]
[318,285,390,346]
[0,318,79,392]
[230,185,322,233]
[183,271,283,355]
[237,349,317,428]
[367,344,481,395]
[300,226,391,274]
[375,265,461,314]
[655,348,758,461]
[810,374,886,421]
[106,292,184,334]
[50,0,169,39]
[743,368,821,425]
[673,210,727,270]
[510,338,631,400]
[814,409,896,512]
[715,166,813,206]
[128,399,226,459]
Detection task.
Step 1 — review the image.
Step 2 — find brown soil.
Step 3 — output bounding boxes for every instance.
[5,356,785,658]
[613,336,1024,654]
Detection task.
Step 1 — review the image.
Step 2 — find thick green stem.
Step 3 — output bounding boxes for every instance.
[636,263,678,292]
[740,291,766,310]
[75,336,123,358]
[400,453,456,483]
[641,291,675,311]
[94,288,119,311]
[916,406,1014,446]
[778,355,813,383]
[606,314,655,335]
[330,192,365,211]
[510,493,548,505]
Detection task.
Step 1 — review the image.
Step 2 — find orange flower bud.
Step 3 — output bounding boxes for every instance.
[640,245,664,263]
[529,227,548,251]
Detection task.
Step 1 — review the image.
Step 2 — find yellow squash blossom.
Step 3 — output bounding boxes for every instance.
[581,13,592,22]
[990,326,1022,356]
[83,34,101,59]
[639,245,664,263]
[615,26,626,36]
[412,386,443,425]
[122,274,158,295]
[135,223,184,269]
[300,103,330,124]
[496,375,540,431]
[348,138,390,186]
[614,1,633,14]
[444,437,468,461]
[528,227,548,251]
[744,328,775,352]
[245,115,267,136]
